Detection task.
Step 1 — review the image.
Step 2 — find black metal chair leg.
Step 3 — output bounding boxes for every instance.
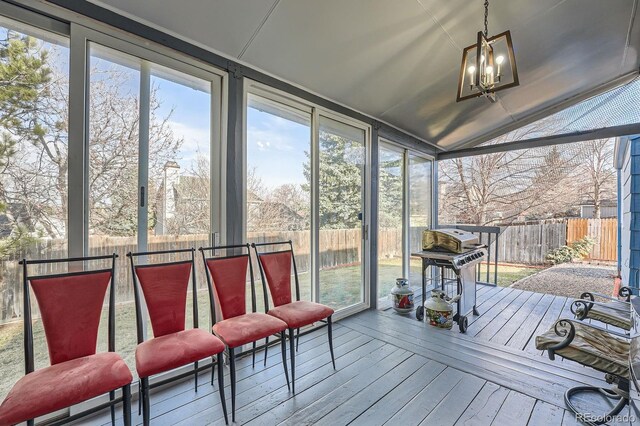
[264,336,269,366]
[289,328,296,394]
[138,380,142,416]
[194,360,199,392]
[109,390,116,425]
[327,315,336,370]
[211,356,215,386]
[122,383,132,426]
[141,377,151,426]
[229,347,236,423]
[217,353,229,425]
[280,331,290,391]
[296,328,300,352]
[252,341,257,368]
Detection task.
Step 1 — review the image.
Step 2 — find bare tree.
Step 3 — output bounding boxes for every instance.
[438,122,585,225]
[577,139,616,219]
[246,167,309,232]
[2,61,183,239]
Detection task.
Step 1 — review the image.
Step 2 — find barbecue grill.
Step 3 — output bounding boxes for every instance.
[412,229,487,333]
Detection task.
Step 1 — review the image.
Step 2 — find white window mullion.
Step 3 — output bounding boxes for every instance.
[402,149,411,280]
[138,61,150,253]
[311,107,320,303]
[68,23,88,257]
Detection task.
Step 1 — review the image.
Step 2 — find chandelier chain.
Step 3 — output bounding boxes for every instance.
[484,0,489,37]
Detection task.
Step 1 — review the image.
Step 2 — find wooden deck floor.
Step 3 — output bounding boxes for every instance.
[405,284,628,355]
[77,286,638,426]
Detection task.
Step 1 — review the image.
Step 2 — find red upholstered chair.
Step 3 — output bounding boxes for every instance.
[128,248,227,426]
[252,241,335,393]
[0,254,133,426]
[200,244,290,423]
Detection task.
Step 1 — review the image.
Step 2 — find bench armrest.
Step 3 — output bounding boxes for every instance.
[567,319,631,340]
[571,299,630,320]
[546,319,577,361]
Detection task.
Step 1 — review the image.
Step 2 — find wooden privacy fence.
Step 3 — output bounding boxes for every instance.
[0,221,618,323]
[492,218,617,264]
[495,221,567,265]
[0,229,368,323]
[566,218,617,261]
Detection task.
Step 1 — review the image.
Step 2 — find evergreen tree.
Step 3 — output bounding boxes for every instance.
[303,131,364,229]
[0,31,51,256]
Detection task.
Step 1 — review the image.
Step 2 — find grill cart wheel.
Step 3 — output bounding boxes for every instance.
[459,315,468,333]
[416,305,425,321]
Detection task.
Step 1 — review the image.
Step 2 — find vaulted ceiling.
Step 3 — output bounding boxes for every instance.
[88,0,640,151]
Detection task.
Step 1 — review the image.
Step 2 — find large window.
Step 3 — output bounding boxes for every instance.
[87,39,218,374]
[409,154,433,285]
[376,140,433,306]
[245,86,370,315]
[246,94,312,311]
[0,9,224,401]
[0,18,69,401]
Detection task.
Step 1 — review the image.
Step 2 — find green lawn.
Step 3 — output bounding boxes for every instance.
[478,263,542,287]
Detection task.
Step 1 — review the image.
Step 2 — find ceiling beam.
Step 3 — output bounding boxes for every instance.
[437,122,640,160]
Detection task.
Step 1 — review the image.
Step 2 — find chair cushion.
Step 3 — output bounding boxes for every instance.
[136,328,225,378]
[0,352,132,425]
[579,302,632,331]
[267,300,334,329]
[536,322,629,378]
[213,312,287,349]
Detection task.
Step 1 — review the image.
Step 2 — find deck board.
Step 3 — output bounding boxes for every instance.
[74,288,633,426]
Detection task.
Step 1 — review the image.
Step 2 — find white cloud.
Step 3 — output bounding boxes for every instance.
[166,120,210,169]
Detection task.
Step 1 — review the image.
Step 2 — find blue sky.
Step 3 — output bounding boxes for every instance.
[36,31,311,191]
[246,107,310,189]
[91,47,309,189]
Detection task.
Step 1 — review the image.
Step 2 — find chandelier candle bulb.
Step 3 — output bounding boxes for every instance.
[496,54,504,78]
[468,65,476,88]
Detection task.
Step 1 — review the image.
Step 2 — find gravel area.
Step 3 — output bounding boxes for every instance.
[510,262,616,299]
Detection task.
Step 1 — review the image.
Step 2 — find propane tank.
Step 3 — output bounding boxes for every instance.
[424,290,459,329]
[390,278,414,314]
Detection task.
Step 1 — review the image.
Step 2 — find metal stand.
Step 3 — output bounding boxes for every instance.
[415,258,479,333]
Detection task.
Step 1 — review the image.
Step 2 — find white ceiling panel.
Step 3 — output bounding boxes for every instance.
[89,0,279,58]
[87,0,640,150]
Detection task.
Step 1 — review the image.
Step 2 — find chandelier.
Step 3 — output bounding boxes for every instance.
[456,0,519,102]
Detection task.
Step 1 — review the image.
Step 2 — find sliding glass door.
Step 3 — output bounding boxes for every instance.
[377,143,405,299]
[377,139,433,307]
[85,32,222,374]
[245,84,370,315]
[318,116,367,310]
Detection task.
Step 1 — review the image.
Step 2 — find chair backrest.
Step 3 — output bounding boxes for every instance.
[128,248,198,341]
[20,254,117,372]
[252,241,300,309]
[200,244,254,321]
